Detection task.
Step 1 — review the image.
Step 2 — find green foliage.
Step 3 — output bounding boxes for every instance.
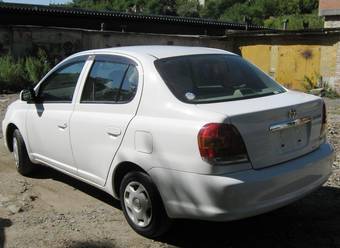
[303,75,316,91]
[200,0,243,19]
[276,0,318,15]
[264,14,324,29]
[323,84,340,98]
[68,0,177,15]
[219,0,322,27]
[145,0,177,15]
[176,0,200,17]
[0,55,25,90]
[64,0,323,30]
[220,2,254,23]
[303,75,339,98]
[24,49,51,84]
[0,50,51,92]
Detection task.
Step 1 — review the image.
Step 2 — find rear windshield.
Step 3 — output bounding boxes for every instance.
[154,54,285,103]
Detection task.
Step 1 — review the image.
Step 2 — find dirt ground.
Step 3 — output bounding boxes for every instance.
[0,94,339,248]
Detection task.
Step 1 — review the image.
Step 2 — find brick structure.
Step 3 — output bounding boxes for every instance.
[319,0,340,93]
[319,0,340,28]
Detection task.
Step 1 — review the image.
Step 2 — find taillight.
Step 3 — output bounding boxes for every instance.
[320,101,327,138]
[198,123,249,165]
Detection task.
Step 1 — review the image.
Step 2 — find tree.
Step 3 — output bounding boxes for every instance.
[200,0,244,19]
[144,0,177,15]
[68,0,178,14]
[219,0,322,28]
[264,13,324,29]
[176,0,200,17]
[65,0,323,29]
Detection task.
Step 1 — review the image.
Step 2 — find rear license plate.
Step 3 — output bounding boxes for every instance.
[277,124,309,153]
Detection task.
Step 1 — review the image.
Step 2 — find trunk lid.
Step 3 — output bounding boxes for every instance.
[196,91,323,169]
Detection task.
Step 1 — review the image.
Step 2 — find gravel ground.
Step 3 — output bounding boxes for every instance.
[0,94,339,248]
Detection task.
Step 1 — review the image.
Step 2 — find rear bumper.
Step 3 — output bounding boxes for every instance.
[149,142,334,221]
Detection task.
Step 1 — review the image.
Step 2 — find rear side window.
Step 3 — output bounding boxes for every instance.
[154,54,285,104]
[38,61,85,103]
[117,66,138,102]
[81,60,138,103]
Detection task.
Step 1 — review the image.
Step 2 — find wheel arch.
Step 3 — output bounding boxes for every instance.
[112,161,148,198]
[5,123,19,152]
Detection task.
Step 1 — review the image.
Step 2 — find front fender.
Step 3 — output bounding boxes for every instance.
[2,100,30,154]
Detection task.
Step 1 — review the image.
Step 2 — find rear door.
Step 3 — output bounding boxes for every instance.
[70,54,141,186]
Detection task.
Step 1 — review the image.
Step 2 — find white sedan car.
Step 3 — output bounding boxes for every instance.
[2,46,335,237]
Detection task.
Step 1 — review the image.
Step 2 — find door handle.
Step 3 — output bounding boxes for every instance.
[106,127,121,137]
[57,123,68,130]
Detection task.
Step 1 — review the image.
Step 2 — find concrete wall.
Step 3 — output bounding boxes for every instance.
[324,16,340,28]
[1,24,340,93]
[0,25,231,62]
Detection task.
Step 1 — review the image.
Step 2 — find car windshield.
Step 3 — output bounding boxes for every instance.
[154,54,286,103]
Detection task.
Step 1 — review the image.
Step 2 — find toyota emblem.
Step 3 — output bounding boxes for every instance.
[288,109,297,119]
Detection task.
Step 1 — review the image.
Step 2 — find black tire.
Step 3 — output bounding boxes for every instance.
[119,171,171,238]
[12,129,35,176]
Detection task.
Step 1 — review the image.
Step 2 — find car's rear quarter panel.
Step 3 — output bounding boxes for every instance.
[108,61,252,184]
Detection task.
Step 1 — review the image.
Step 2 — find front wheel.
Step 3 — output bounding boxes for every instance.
[12,129,35,176]
[120,171,171,238]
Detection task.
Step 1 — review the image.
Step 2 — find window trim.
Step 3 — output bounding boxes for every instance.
[79,55,139,105]
[93,55,137,66]
[36,55,88,104]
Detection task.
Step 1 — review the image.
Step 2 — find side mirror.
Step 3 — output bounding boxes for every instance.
[20,88,36,103]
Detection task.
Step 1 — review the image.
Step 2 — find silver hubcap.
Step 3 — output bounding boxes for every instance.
[12,137,19,167]
[124,181,152,227]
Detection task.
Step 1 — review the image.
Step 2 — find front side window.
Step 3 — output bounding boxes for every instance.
[38,61,85,103]
[154,54,286,104]
[81,60,138,103]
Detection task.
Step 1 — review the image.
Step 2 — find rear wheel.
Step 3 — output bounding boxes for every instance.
[120,171,171,238]
[12,129,35,176]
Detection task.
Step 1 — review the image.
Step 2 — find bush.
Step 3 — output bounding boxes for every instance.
[0,50,51,93]
[0,55,27,92]
[303,75,340,99]
[264,13,324,30]
[24,49,51,84]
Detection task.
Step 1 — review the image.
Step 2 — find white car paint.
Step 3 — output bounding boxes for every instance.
[2,46,335,221]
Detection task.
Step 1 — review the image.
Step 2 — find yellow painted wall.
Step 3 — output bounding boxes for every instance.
[276,45,321,90]
[240,44,322,91]
[240,45,271,73]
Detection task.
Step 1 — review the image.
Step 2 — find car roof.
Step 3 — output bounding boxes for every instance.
[77,45,235,60]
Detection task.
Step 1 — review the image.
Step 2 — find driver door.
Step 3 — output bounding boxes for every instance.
[26,56,88,173]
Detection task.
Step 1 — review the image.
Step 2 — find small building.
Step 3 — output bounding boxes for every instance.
[319,0,340,28]
[319,0,340,93]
